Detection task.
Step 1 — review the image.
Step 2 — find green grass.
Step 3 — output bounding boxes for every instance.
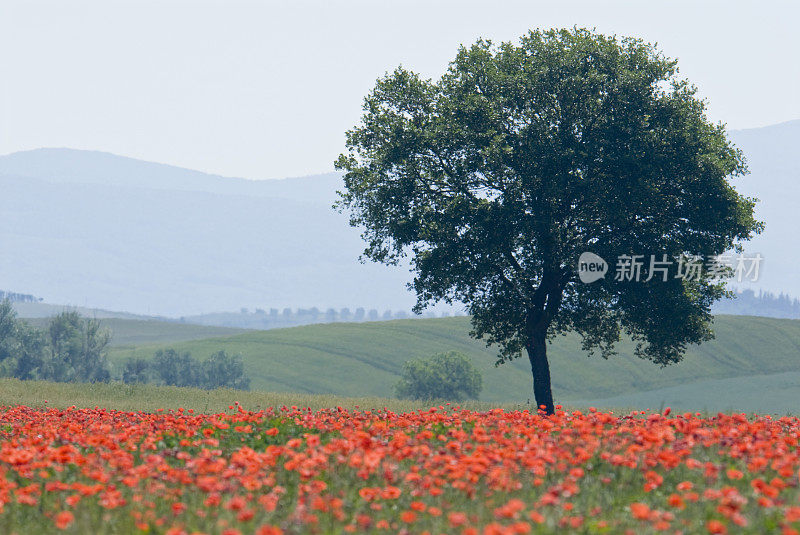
[0,378,525,414]
[23,317,246,347]
[106,314,800,407]
[571,370,800,415]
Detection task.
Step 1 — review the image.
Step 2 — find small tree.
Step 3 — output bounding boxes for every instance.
[78,318,112,382]
[395,351,482,401]
[336,28,762,414]
[0,300,44,379]
[11,322,45,380]
[152,348,200,387]
[122,358,152,384]
[201,351,250,390]
[41,312,81,382]
[41,312,111,382]
[0,300,17,365]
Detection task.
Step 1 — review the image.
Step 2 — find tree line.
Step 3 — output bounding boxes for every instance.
[0,300,249,390]
[0,290,41,303]
[122,349,249,390]
[180,306,468,330]
[714,289,800,319]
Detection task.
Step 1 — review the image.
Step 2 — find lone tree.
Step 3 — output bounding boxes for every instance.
[335,29,762,414]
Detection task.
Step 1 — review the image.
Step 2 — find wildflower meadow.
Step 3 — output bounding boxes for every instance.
[0,403,799,534]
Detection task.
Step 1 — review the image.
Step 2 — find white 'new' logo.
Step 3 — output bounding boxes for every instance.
[577,252,608,283]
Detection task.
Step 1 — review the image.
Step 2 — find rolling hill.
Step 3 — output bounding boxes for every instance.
[23,316,246,347]
[106,314,800,412]
[11,301,163,320]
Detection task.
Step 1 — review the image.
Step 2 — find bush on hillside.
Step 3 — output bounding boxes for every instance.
[201,351,250,390]
[395,351,482,402]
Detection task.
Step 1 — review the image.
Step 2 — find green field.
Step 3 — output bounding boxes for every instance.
[568,370,800,415]
[0,378,521,414]
[103,314,800,411]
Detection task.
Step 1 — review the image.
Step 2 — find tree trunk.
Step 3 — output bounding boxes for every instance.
[526,334,554,415]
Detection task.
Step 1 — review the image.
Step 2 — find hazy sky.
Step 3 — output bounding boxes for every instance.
[2,0,798,179]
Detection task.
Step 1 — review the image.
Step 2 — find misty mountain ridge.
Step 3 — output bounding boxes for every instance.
[0,119,797,317]
[0,147,341,204]
[0,150,416,316]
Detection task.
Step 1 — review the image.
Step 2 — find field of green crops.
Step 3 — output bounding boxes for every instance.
[100,315,800,412]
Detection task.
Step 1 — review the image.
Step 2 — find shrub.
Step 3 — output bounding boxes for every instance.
[151,349,201,387]
[395,351,482,401]
[201,351,250,390]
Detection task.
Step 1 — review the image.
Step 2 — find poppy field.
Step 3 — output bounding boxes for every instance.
[0,403,799,534]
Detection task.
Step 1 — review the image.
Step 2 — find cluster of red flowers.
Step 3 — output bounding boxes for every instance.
[0,403,799,534]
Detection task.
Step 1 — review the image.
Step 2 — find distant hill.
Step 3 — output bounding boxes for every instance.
[11,301,162,320]
[22,316,246,348]
[729,120,800,298]
[0,149,415,316]
[107,314,800,412]
[1,119,797,317]
[0,147,340,203]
